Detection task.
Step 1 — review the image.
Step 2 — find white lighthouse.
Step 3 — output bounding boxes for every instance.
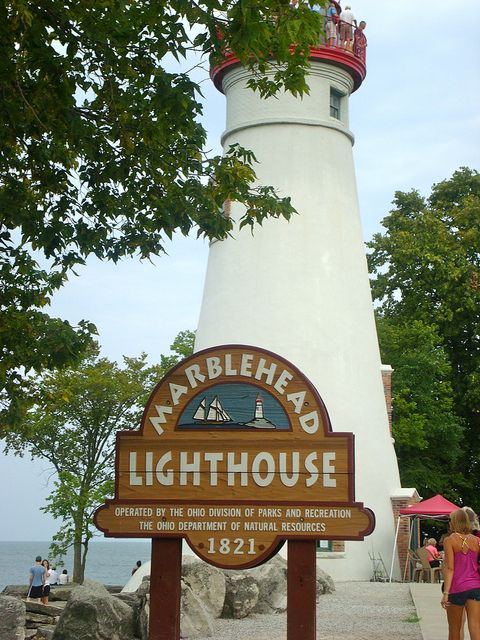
[195,41,406,580]
[254,394,264,420]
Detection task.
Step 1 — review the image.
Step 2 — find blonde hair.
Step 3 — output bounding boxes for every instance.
[463,506,480,531]
[450,509,472,535]
[427,538,437,546]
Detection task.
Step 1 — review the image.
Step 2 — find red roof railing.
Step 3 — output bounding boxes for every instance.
[211,10,367,93]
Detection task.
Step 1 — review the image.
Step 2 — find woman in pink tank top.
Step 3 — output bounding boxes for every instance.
[442,508,480,640]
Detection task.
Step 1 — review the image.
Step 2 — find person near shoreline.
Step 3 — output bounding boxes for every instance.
[131,560,142,575]
[27,555,45,602]
[441,509,480,640]
[41,559,51,605]
[58,569,69,585]
[49,566,59,586]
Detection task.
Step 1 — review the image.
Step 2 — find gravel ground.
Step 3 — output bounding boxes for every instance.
[197,582,423,640]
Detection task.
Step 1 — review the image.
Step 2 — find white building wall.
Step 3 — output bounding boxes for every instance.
[195,60,402,581]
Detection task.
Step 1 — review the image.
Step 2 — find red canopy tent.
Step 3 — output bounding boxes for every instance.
[389,494,460,581]
[399,494,459,517]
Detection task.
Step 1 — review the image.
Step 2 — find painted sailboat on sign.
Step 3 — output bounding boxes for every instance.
[193,396,232,424]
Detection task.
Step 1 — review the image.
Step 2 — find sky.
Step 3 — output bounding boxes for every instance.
[1,1,479,541]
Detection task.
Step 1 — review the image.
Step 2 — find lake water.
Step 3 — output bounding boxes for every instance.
[0,540,152,591]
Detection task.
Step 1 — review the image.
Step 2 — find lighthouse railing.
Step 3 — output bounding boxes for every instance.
[214,17,367,67]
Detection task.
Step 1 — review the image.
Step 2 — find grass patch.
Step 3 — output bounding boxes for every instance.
[403,613,421,624]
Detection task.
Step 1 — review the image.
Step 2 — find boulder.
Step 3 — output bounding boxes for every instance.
[21,598,64,634]
[249,555,287,614]
[25,601,64,617]
[80,579,111,596]
[138,593,149,640]
[48,584,77,602]
[114,591,141,609]
[35,627,56,640]
[182,558,226,618]
[1,585,28,598]
[221,554,334,618]
[180,579,214,638]
[316,566,335,597]
[1,583,78,603]
[104,585,123,594]
[26,611,59,627]
[114,591,142,632]
[0,595,26,640]
[52,580,135,640]
[222,573,259,619]
[137,578,214,640]
[135,577,150,600]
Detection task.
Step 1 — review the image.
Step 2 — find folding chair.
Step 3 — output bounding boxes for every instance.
[416,547,443,583]
[407,549,423,582]
[369,551,388,582]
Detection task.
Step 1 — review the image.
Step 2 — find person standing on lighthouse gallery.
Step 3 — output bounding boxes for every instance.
[325,2,338,47]
[27,555,45,602]
[354,20,367,63]
[339,5,357,51]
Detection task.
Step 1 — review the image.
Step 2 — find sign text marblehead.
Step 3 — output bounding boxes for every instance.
[94,345,375,568]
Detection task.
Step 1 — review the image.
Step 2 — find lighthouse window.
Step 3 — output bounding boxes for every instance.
[316,540,333,552]
[316,540,345,553]
[330,88,342,120]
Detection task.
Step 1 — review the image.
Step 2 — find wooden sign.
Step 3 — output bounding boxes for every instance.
[94,345,374,568]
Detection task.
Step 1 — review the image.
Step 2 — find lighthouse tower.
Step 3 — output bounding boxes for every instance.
[195,38,406,580]
[254,394,264,420]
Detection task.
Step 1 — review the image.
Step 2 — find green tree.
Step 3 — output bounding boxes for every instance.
[1,331,194,583]
[1,1,325,426]
[368,168,480,503]
[375,317,464,501]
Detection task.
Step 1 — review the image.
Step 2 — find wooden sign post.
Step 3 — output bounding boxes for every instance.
[95,345,374,639]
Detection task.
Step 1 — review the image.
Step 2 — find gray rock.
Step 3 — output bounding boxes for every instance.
[48,585,77,602]
[222,574,259,619]
[104,585,123,594]
[114,592,140,608]
[180,579,214,638]
[135,578,150,600]
[26,611,59,626]
[36,627,56,640]
[25,601,63,617]
[182,559,226,618]
[1,585,28,598]
[0,595,26,640]
[316,565,335,598]
[80,579,111,596]
[137,578,214,639]
[138,593,149,640]
[52,582,135,640]
[249,555,287,614]
[182,556,197,567]
[220,555,334,618]
[114,591,141,633]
